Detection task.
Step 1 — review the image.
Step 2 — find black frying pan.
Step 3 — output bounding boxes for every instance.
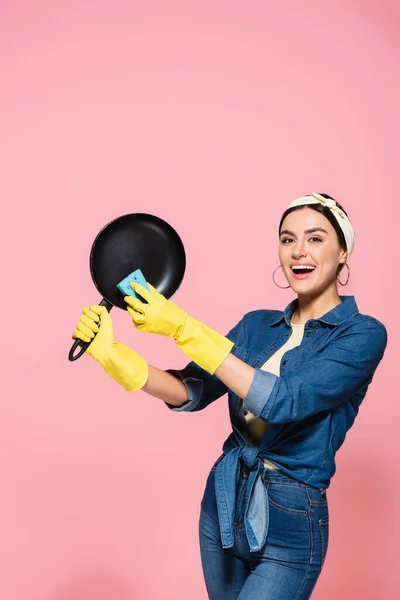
[69,213,186,361]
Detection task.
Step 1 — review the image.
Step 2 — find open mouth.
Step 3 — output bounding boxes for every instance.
[291,265,316,279]
[291,265,316,274]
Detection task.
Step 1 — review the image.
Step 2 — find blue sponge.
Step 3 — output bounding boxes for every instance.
[116,269,150,302]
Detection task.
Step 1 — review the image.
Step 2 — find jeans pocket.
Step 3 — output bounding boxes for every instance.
[307,485,328,507]
[319,516,329,565]
[266,481,309,515]
[263,484,311,563]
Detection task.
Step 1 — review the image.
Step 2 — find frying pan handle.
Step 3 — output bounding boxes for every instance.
[68,298,113,362]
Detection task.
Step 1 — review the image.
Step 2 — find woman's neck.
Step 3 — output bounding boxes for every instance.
[291,288,343,325]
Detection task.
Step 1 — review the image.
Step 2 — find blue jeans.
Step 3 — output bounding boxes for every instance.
[199,458,329,599]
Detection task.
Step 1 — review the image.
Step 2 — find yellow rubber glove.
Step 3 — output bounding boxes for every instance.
[72,305,149,391]
[124,283,234,375]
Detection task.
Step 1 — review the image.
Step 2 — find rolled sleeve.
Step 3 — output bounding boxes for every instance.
[244,319,387,424]
[243,370,278,418]
[162,316,246,413]
[164,369,206,412]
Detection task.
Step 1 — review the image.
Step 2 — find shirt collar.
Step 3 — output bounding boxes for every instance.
[269,295,359,327]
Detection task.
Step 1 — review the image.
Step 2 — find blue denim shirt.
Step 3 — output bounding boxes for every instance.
[166,295,387,552]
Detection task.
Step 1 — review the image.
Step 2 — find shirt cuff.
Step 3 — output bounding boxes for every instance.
[244,369,278,419]
[163,369,204,411]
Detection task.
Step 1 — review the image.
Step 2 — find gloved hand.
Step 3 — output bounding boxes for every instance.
[124,283,234,375]
[72,305,149,391]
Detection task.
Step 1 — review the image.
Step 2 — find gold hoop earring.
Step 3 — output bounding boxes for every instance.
[272,265,291,289]
[337,263,350,286]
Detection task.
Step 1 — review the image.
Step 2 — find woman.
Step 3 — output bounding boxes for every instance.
[73,193,387,599]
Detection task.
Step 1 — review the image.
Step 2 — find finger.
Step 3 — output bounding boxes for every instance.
[147,282,165,300]
[127,306,145,327]
[89,305,108,317]
[72,328,91,343]
[76,321,95,339]
[133,313,146,325]
[129,282,153,303]
[89,305,110,323]
[124,296,147,314]
[127,306,146,324]
[147,283,158,294]
[81,314,99,333]
[83,306,100,321]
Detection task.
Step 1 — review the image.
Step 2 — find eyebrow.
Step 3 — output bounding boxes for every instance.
[279,227,329,237]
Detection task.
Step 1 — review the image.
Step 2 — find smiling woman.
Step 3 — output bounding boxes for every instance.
[274,194,352,313]
[279,192,353,278]
[72,192,388,600]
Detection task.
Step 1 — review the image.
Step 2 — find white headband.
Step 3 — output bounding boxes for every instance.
[279,193,355,256]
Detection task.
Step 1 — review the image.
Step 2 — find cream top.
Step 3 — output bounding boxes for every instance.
[244,322,305,468]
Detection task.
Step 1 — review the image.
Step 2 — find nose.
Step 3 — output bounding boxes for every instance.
[291,237,307,258]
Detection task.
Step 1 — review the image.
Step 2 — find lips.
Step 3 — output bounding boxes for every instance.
[290,264,316,280]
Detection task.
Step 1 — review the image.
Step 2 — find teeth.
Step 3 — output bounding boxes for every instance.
[292,265,315,270]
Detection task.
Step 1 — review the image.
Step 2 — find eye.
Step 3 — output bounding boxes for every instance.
[281,237,294,244]
[309,237,322,242]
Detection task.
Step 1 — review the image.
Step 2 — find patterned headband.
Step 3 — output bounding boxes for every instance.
[279,193,355,256]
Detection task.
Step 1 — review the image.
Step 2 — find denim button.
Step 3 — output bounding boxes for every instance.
[309,322,314,328]
[305,333,310,338]
[282,360,287,365]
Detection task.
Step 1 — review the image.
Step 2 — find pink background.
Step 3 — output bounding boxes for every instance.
[0,1,398,598]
